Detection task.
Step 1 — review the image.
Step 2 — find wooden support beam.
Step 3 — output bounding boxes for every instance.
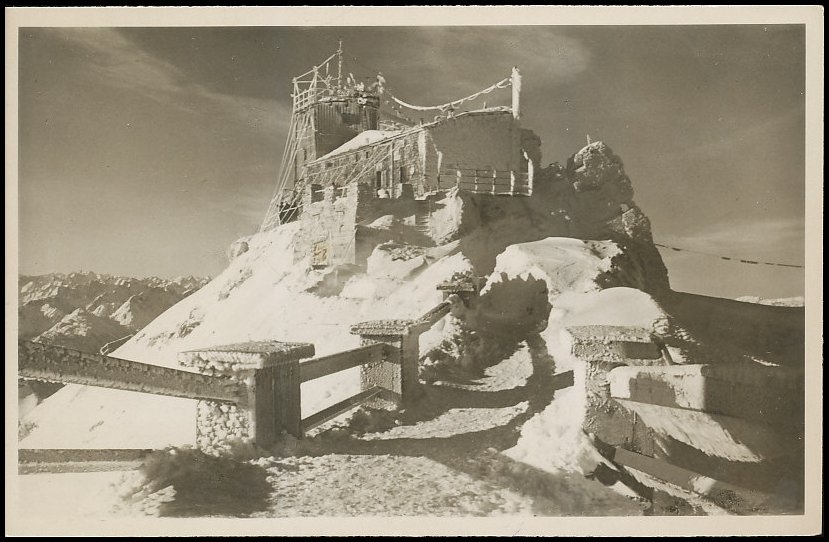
[302,386,384,432]
[299,343,386,383]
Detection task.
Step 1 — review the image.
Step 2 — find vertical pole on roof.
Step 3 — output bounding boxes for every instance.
[337,40,343,90]
[390,141,395,198]
[511,66,522,121]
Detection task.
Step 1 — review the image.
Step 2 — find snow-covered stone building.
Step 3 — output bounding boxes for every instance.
[260,47,542,268]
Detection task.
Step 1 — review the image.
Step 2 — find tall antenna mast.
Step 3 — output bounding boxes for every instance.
[337,39,343,89]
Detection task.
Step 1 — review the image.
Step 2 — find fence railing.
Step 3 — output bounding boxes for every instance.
[437,168,532,196]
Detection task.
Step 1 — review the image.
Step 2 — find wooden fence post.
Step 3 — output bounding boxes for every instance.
[179,340,314,454]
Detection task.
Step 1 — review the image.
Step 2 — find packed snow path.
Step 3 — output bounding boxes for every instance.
[247,337,647,517]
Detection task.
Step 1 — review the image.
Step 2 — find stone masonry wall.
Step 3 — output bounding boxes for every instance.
[294,183,360,266]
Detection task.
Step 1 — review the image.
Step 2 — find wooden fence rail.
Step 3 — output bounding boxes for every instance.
[418,300,452,328]
[302,386,384,432]
[299,343,386,383]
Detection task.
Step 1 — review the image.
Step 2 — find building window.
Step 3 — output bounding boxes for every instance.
[399,166,406,183]
[375,170,383,190]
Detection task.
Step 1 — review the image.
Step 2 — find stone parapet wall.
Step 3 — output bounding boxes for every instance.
[569,324,803,505]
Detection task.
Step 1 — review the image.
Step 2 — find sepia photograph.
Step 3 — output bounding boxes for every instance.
[6,6,823,537]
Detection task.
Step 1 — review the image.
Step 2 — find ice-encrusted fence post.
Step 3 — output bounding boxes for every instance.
[349,319,425,408]
[566,325,663,456]
[179,340,314,454]
[437,275,486,306]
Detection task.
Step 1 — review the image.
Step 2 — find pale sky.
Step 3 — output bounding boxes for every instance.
[17,25,806,298]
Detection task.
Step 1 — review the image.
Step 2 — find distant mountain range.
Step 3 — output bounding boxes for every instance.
[18,272,209,414]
